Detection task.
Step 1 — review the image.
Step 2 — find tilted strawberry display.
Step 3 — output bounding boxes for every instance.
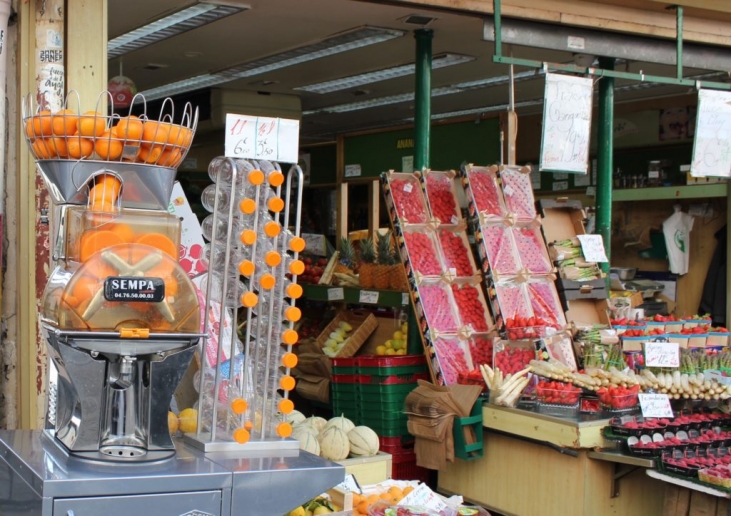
[425,173,460,224]
[389,178,428,223]
[403,232,442,276]
[437,229,475,277]
[504,315,556,340]
[526,281,565,327]
[466,168,504,217]
[500,167,537,220]
[451,283,490,332]
[433,337,470,385]
[512,226,552,274]
[469,335,493,367]
[482,225,520,275]
[418,284,459,332]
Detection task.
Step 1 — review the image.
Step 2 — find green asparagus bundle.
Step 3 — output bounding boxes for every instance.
[576,328,619,345]
[562,265,602,282]
[603,344,626,371]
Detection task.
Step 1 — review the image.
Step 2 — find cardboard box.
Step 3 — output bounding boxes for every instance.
[316,310,379,358]
[358,313,407,357]
[564,294,611,328]
[336,452,393,485]
[559,286,609,311]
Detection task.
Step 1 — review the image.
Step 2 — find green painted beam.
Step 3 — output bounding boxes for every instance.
[301,284,409,308]
[414,29,433,171]
[597,57,614,276]
[612,184,727,202]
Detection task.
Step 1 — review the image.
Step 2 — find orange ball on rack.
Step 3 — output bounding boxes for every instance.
[288,260,305,276]
[264,221,281,238]
[238,260,255,277]
[268,171,285,187]
[239,199,256,215]
[78,111,106,137]
[230,398,248,415]
[279,375,296,392]
[276,422,293,438]
[278,398,294,414]
[241,291,258,308]
[285,283,303,300]
[288,237,306,253]
[267,197,284,213]
[247,169,264,185]
[281,353,298,369]
[284,306,301,322]
[240,229,257,246]
[264,251,281,267]
[281,329,298,345]
[259,273,276,290]
[233,427,250,444]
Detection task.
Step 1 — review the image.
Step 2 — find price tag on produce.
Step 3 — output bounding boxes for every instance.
[400,483,449,511]
[327,288,344,301]
[225,114,300,163]
[639,393,674,418]
[576,234,608,263]
[402,292,410,306]
[359,290,379,304]
[644,341,680,368]
[335,474,362,494]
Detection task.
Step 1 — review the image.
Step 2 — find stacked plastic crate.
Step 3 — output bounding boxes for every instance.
[331,354,430,480]
[381,170,496,388]
[461,165,567,371]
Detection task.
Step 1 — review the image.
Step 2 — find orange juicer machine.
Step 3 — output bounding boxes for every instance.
[23,94,204,462]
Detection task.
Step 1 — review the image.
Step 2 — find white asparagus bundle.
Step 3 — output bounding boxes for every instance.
[487,366,532,407]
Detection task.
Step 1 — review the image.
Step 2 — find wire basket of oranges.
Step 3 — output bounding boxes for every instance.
[21,90,198,168]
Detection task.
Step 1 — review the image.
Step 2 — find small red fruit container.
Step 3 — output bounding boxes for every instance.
[699,464,731,488]
[609,416,669,437]
[401,226,444,277]
[626,437,665,458]
[662,456,701,478]
[450,281,493,334]
[535,380,581,407]
[436,228,479,278]
[598,386,640,413]
[493,340,535,376]
[423,170,462,225]
[416,280,461,333]
[468,334,494,368]
[384,171,430,224]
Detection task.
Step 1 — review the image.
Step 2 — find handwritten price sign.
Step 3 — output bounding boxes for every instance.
[577,234,608,263]
[225,114,300,163]
[644,341,680,368]
[639,393,674,418]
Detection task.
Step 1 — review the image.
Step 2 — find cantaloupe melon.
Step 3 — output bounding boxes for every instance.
[324,415,355,434]
[347,426,380,457]
[302,416,328,433]
[292,424,318,439]
[293,427,320,456]
[285,409,306,424]
[318,426,350,461]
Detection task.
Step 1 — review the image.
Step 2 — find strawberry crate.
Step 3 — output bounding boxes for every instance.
[479,224,521,277]
[450,280,493,334]
[432,337,473,386]
[498,165,537,221]
[436,227,480,279]
[511,224,553,275]
[423,170,463,225]
[400,225,445,277]
[461,164,507,221]
[383,171,430,225]
[414,280,462,334]
[469,334,495,368]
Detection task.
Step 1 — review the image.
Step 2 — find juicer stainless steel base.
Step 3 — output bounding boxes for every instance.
[0,429,345,516]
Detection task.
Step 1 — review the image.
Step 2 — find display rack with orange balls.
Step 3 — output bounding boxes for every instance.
[184,157,308,453]
[23,91,196,168]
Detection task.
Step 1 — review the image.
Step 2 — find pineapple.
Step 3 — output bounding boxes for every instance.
[335,237,355,274]
[373,231,393,290]
[390,243,408,291]
[358,238,376,289]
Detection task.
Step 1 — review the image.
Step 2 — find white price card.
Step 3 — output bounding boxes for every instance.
[359,290,379,304]
[344,164,362,178]
[301,233,327,256]
[644,341,680,368]
[327,288,344,301]
[552,180,569,191]
[639,393,674,418]
[399,483,449,511]
[577,234,609,263]
[402,292,410,306]
[335,474,362,494]
[225,114,300,163]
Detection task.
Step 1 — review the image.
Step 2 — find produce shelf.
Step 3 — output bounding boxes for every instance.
[646,469,731,499]
[612,184,727,202]
[301,284,409,308]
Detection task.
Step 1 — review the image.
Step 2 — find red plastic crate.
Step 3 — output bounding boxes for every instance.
[332,357,359,368]
[331,374,359,384]
[392,455,430,483]
[379,435,415,449]
[358,372,430,385]
[359,355,426,368]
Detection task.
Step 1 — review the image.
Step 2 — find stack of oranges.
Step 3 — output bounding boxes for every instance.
[24,109,193,167]
[352,485,415,515]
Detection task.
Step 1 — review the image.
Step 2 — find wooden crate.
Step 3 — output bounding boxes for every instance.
[336,452,393,485]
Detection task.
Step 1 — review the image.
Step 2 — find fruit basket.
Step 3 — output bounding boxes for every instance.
[511,224,553,274]
[499,165,537,221]
[699,465,731,488]
[493,342,535,376]
[480,224,520,276]
[450,282,493,334]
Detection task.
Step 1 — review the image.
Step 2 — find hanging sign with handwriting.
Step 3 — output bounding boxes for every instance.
[225,114,300,163]
[540,73,593,174]
[691,89,731,178]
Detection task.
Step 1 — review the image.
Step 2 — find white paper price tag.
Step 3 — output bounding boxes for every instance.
[344,164,361,178]
[399,483,449,511]
[359,290,379,304]
[402,292,409,305]
[639,393,674,418]
[577,234,608,263]
[644,341,680,368]
[327,288,344,301]
[225,114,300,163]
[335,474,362,494]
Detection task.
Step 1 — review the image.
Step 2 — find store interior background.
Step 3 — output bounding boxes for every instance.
[112,0,730,321]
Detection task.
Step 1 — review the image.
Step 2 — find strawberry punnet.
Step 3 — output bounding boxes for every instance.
[390,178,428,223]
[403,231,442,275]
[438,229,475,277]
[467,169,504,217]
[425,173,460,224]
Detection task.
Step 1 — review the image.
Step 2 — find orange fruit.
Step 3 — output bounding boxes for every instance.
[67,136,94,159]
[71,276,100,302]
[380,492,391,501]
[357,501,369,514]
[137,145,163,164]
[51,109,78,136]
[367,494,380,504]
[94,131,123,160]
[135,233,178,260]
[108,223,135,243]
[78,111,106,137]
[181,126,193,147]
[403,486,414,496]
[79,230,124,262]
[31,138,54,159]
[115,115,143,142]
[90,175,121,204]
[158,148,182,167]
[84,260,116,279]
[28,110,53,137]
[61,291,80,308]
[141,121,171,147]
[167,124,186,146]
[47,137,68,158]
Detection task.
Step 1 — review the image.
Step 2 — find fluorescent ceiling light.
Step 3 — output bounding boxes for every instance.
[295,53,475,94]
[139,26,405,101]
[108,1,248,59]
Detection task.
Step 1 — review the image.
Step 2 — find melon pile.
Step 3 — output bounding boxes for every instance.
[286,411,380,460]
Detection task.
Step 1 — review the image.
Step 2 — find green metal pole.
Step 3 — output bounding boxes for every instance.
[494,0,502,57]
[597,57,615,276]
[414,29,433,170]
[677,6,684,79]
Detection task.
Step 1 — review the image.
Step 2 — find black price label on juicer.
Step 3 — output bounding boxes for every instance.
[104,277,165,302]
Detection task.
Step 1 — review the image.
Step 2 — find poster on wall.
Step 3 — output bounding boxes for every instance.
[691,89,731,178]
[659,106,696,141]
[539,73,593,174]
